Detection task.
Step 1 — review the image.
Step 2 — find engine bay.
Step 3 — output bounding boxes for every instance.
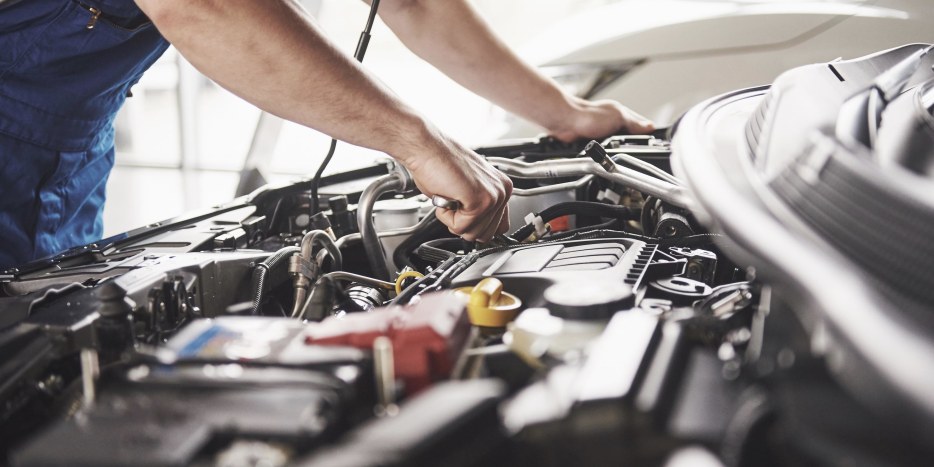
[2,44,934,466]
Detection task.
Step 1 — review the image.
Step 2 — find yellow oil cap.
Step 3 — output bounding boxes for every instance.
[456,278,522,327]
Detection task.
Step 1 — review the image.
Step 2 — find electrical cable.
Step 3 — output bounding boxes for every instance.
[310,139,337,214]
[509,201,638,242]
[310,0,382,214]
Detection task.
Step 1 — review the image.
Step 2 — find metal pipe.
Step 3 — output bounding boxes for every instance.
[373,336,399,417]
[299,229,342,271]
[357,173,405,280]
[289,230,341,318]
[487,157,693,209]
[609,152,682,185]
[511,175,593,196]
[80,348,99,407]
[320,271,396,290]
[295,270,396,320]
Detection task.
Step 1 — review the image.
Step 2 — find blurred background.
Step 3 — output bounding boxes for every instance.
[104,0,929,236]
[104,0,615,235]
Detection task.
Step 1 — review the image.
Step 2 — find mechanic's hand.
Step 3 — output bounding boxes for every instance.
[400,135,512,243]
[550,97,654,143]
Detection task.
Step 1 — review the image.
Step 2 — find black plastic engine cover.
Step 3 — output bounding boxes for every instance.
[451,238,654,308]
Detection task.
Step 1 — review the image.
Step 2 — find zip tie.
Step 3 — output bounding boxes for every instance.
[524,213,548,238]
[597,188,622,205]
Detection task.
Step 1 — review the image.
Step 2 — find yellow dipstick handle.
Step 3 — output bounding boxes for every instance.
[394,270,425,295]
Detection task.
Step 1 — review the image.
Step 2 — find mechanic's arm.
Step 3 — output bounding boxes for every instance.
[135,0,510,242]
[374,0,654,141]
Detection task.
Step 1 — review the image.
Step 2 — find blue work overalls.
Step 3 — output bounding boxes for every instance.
[0,0,169,269]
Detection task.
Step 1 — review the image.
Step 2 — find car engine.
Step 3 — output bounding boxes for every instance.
[1,44,933,466]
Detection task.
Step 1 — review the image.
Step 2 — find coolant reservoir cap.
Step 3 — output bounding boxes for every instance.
[544,280,634,320]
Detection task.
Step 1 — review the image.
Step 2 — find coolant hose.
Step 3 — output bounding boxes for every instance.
[357,172,407,281]
[249,245,300,315]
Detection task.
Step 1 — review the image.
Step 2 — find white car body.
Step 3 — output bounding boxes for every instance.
[509,0,932,132]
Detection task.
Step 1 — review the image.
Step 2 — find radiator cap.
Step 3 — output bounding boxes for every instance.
[544,279,634,320]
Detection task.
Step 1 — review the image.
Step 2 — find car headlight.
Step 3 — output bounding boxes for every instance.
[541,60,644,99]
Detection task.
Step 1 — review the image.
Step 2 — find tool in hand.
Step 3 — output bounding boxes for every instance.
[430,195,516,246]
[431,194,462,211]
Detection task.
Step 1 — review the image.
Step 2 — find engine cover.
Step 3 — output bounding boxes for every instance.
[452,238,654,308]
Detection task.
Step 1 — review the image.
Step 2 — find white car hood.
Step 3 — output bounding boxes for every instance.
[523,0,909,65]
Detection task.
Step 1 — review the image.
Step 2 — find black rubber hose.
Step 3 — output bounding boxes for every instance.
[301,275,338,322]
[510,201,637,241]
[641,196,658,235]
[416,238,473,263]
[358,174,404,280]
[392,212,451,269]
[250,246,300,316]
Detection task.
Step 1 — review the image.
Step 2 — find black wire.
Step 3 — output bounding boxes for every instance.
[509,201,638,241]
[309,0,382,214]
[310,139,337,214]
[360,0,381,47]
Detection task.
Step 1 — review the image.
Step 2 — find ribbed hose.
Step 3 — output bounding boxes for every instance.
[415,238,472,263]
[392,212,451,269]
[772,149,934,309]
[510,201,637,241]
[250,246,300,316]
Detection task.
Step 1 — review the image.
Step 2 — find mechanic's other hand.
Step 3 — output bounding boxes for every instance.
[551,97,654,143]
[401,135,512,243]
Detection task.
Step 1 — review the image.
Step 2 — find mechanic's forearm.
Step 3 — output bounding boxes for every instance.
[376,0,578,134]
[134,0,439,163]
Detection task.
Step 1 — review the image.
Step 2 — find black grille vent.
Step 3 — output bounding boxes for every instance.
[541,243,626,272]
[626,243,655,286]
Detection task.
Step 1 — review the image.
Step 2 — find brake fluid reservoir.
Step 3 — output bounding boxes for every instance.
[372,196,432,231]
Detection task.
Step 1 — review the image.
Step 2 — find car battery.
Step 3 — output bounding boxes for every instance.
[305,291,471,394]
[15,370,347,466]
[164,316,368,370]
[14,317,374,467]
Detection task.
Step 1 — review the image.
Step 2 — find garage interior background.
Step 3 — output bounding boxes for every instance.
[103,0,610,236]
